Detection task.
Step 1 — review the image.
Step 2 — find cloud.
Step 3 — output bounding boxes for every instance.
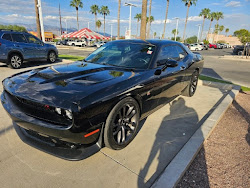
[211,3,221,5]
[225,1,242,7]
[188,16,203,22]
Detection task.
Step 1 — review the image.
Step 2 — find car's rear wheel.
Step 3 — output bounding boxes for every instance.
[182,70,199,97]
[104,97,140,150]
[238,51,243,56]
[8,53,23,69]
[72,43,75,46]
[47,51,57,63]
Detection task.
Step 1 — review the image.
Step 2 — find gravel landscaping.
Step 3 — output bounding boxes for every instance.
[177,91,250,188]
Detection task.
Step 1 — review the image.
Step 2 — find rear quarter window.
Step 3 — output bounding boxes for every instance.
[2,33,12,41]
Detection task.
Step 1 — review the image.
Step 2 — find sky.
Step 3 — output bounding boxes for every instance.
[0,0,250,38]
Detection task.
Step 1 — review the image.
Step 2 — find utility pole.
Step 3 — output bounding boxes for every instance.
[37,0,45,42]
[197,24,201,43]
[125,2,137,39]
[88,22,91,29]
[174,17,179,41]
[34,0,41,39]
[59,3,62,36]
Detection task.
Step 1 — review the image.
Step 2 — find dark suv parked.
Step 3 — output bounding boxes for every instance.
[0,30,58,69]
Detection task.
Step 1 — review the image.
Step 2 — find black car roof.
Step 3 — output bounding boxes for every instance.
[111,39,181,47]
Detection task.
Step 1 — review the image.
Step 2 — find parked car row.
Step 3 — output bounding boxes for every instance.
[0,29,58,69]
[185,43,208,51]
[209,43,231,49]
[232,44,250,55]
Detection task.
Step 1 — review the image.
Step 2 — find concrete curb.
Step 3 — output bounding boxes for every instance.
[151,83,241,188]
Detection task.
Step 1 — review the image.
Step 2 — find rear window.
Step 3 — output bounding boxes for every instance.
[11,34,27,43]
[2,34,12,41]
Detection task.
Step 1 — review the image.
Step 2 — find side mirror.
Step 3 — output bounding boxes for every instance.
[165,59,178,68]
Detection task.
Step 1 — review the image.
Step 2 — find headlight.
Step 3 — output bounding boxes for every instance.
[55,107,62,115]
[65,110,73,120]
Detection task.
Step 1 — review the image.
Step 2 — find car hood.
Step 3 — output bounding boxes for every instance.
[3,62,142,109]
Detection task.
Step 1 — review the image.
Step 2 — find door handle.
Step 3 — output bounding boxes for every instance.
[180,66,186,70]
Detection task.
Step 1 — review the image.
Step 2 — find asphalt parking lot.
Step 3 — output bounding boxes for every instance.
[0,58,235,188]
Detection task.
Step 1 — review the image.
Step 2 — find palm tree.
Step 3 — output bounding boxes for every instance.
[140,0,147,40]
[182,0,197,42]
[146,0,152,39]
[70,0,83,31]
[153,32,157,39]
[90,5,99,31]
[117,0,121,39]
[99,6,110,36]
[162,0,170,39]
[96,20,102,33]
[199,8,210,41]
[225,28,229,37]
[34,0,41,39]
[146,16,154,37]
[213,24,219,42]
[207,12,216,40]
[172,29,179,37]
[215,11,224,25]
[134,13,141,38]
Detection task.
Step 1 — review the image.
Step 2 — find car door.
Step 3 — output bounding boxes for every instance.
[155,45,188,103]
[25,34,46,58]
[11,33,36,59]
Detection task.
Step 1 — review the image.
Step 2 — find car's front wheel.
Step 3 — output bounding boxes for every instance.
[8,53,23,69]
[104,97,140,150]
[47,51,57,63]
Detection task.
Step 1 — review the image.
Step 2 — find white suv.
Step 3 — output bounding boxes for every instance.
[189,43,203,51]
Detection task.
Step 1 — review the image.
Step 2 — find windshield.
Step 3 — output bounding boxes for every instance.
[85,42,156,69]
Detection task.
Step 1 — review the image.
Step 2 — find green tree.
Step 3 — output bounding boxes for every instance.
[117,0,121,39]
[70,0,83,30]
[186,35,197,44]
[214,11,224,25]
[134,13,141,37]
[90,5,99,31]
[171,36,181,41]
[162,0,170,39]
[182,0,198,42]
[99,6,110,36]
[0,25,27,32]
[172,29,179,39]
[96,20,102,33]
[140,0,147,40]
[199,8,210,41]
[153,32,157,38]
[207,12,216,40]
[225,28,229,37]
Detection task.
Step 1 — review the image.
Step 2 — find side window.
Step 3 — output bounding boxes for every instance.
[2,34,12,41]
[175,45,187,60]
[157,45,180,65]
[11,34,27,43]
[25,35,41,44]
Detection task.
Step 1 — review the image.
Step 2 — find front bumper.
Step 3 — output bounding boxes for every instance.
[1,90,102,160]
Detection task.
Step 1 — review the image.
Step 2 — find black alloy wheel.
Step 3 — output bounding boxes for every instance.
[8,53,23,69]
[104,97,140,150]
[182,70,199,97]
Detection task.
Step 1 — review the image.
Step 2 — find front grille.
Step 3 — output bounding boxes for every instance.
[5,90,72,127]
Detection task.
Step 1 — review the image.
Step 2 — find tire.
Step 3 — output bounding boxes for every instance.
[72,43,75,46]
[182,70,199,97]
[238,51,243,56]
[8,53,23,69]
[104,97,140,150]
[47,51,57,63]
[195,48,198,51]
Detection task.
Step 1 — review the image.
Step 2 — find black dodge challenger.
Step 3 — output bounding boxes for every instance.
[1,40,204,160]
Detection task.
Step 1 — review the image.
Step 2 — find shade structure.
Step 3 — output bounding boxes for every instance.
[62,28,110,40]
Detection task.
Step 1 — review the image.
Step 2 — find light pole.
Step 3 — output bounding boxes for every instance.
[88,22,91,29]
[124,2,136,39]
[110,24,113,41]
[174,17,179,41]
[64,18,68,34]
[196,24,201,43]
[37,0,45,42]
